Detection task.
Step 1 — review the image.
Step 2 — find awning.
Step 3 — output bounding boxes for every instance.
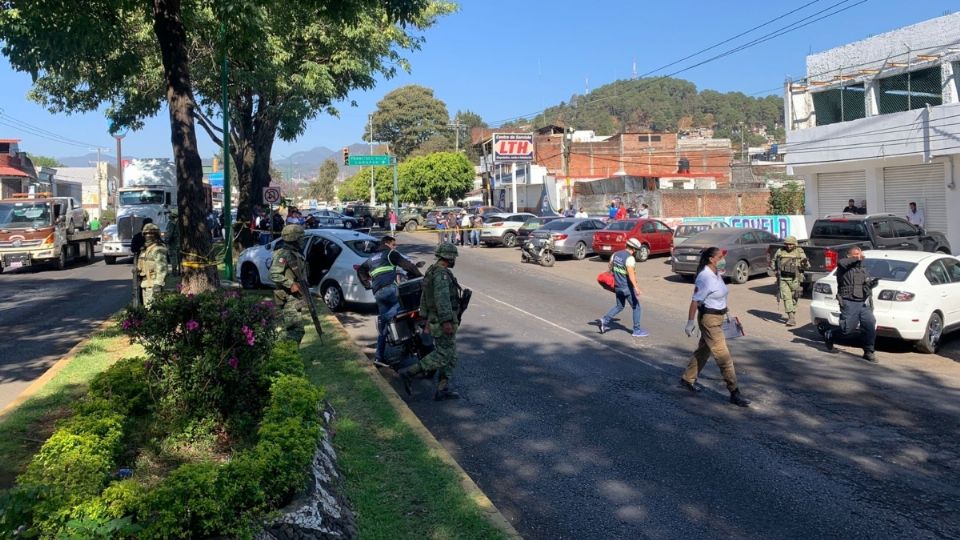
[0,166,30,177]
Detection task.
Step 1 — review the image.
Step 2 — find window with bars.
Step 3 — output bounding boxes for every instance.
[878,67,943,114]
[812,84,866,126]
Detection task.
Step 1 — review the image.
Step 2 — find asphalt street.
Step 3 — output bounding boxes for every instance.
[336,232,960,539]
[0,250,133,411]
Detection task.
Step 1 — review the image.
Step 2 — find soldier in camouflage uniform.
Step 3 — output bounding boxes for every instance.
[165,208,180,276]
[772,236,809,327]
[399,242,462,401]
[137,223,169,308]
[270,224,309,345]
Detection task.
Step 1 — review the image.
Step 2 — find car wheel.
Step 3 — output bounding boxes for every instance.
[104,255,117,265]
[404,220,417,232]
[502,232,517,247]
[731,260,750,284]
[322,283,345,312]
[574,242,587,260]
[240,263,261,290]
[916,311,943,354]
[637,244,650,262]
[55,248,67,271]
[344,220,354,229]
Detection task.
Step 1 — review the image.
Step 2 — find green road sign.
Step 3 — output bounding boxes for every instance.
[348,154,392,166]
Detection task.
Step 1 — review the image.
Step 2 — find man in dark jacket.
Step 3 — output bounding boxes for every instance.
[822,246,878,362]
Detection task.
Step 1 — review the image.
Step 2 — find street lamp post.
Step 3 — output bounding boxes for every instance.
[220,0,233,281]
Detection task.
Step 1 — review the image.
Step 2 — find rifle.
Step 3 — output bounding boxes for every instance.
[289,253,324,343]
[457,288,472,321]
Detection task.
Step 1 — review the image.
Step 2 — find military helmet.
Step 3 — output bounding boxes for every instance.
[784,235,798,245]
[626,237,643,250]
[281,224,305,243]
[435,242,459,260]
[142,223,161,235]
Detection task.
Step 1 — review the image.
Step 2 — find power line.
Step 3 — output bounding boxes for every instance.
[0,110,109,149]
[490,0,864,127]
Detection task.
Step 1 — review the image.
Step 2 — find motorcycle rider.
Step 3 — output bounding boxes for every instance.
[399,242,462,401]
[772,236,809,326]
[270,224,310,345]
[357,234,423,365]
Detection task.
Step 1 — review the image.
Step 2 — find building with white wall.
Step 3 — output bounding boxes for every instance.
[784,12,960,254]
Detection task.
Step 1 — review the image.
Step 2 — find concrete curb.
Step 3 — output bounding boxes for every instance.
[0,317,117,420]
[324,314,522,540]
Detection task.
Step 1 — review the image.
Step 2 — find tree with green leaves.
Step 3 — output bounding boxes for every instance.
[401,151,473,203]
[0,0,454,291]
[308,159,339,202]
[453,109,486,163]
[26,154,62,168]
[367,85,451,160]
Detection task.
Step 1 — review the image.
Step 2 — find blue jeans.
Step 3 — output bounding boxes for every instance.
[374,285,400,361]
[470,229,480,245]
[437,228,447,244]
[602,287,641,332]
[837,299,877,352]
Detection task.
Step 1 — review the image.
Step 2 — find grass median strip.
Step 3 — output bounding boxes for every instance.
[0,323,139,490]
[302,316,509,540]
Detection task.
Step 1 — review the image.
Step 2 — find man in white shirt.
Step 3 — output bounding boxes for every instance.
[574,207,588,218]
[905,202,924,228]
[636,203,650,219]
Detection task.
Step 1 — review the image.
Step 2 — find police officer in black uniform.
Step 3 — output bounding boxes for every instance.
[358,235,423,364]
[822,246,879,363]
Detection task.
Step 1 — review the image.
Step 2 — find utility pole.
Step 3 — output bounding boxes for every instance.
[368,114,376,205]
[221,0,233,281]
[447,122,465,152]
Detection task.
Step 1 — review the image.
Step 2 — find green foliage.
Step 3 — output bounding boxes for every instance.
[516,78,784,140]
[769,181,805,215]
[308,159,339,202]
[119,290,281,424]
[369,85,452,160]
[340,151,474,204]
[26,153,62,168]
[88,357,151,416]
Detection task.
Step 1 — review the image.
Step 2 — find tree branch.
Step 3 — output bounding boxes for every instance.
[192,109,223,147]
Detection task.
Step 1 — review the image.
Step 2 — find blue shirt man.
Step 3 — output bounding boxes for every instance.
[598,238,647,337]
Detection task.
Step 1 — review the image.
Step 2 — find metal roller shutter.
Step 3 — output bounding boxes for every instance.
[882,163,946,233]
[817,171,866,217]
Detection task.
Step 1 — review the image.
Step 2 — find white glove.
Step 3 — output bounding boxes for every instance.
[684,320,698,337]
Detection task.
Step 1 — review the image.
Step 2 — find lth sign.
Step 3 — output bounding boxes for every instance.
[493,133,534,163]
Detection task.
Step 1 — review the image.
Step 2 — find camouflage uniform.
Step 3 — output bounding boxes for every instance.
[270,225,309,345]
[137,224,169,308]
[773,236,809,326]
[165,210,180,275]
[399,242,462,400]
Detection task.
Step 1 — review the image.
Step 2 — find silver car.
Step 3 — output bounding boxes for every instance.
[530,218,607,260]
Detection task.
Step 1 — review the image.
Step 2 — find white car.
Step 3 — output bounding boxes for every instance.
[810,250,960,353]
[480,212,536,247]
[238,228,379,312]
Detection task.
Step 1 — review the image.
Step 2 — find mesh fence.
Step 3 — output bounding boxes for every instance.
[878,66,943,114]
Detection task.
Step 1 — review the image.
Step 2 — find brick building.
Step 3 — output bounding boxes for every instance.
[0,139,39,198]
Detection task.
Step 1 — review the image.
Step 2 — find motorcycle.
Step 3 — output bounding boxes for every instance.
[381,277,435,373]
[521,235,556,267]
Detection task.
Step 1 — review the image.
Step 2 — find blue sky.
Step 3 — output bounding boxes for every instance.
[0,0,956,162]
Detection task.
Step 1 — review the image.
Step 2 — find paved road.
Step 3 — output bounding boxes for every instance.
[337,233,960,539]
[0,251,133,411]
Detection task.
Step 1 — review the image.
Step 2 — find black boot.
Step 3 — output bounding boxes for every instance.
[397,363,421,396]
[729,389,750,407]
[433,376,460,401]
[862,350,878,363]
[824,329,835,351]
[679,378,704,393]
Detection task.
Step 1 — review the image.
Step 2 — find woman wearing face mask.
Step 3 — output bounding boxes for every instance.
[679,247,750,407]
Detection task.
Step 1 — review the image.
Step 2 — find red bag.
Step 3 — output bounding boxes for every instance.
[597,271,615,293]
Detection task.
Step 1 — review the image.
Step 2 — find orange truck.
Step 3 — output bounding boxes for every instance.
[0,193,100,272]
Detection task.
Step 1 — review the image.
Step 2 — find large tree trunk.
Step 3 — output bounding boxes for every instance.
[153,0,218,293]
[233,98,278,230]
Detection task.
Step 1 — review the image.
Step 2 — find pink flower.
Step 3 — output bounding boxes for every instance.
[224,290,239,298]
[260,299,275,309]
[228,357,239,369]
[241,325,255,346]
[260,318,268,327]
[186,320,200,331]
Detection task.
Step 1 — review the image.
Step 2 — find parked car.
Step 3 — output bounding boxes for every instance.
[810,250,960,353]
[518,216,564,242]
[238,228,383,311]
[530,218,607,260]
[766,213,952,291]
[467,205,505,216]
[672,227,780,284]
[672,220,730,257]
[592,218,674,261]
[307,209,359,230]
[480,212,536,247]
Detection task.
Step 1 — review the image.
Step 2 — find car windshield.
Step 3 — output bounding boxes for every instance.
[483,215,505,223]
[604,221,635,231]
[0,202,53,229]
[344,239,380,257]
[676,224,713,238]
[541,219,575,231]
[861,259,918,282]
[119,189,166,206]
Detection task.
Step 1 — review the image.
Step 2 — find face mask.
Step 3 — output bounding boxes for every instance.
[716,258,727,274]
[447,259,456,269]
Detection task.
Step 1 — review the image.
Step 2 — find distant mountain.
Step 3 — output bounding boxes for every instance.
[57,152,122,167]
[274,143,385,180]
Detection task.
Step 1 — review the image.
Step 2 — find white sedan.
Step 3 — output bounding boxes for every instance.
[810,250,960,353]
[237,228,378,311]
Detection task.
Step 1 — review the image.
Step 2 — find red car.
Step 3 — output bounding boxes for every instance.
[592,219,674,261]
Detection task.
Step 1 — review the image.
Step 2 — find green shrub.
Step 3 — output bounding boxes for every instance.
[136,462,225,539]
[88,357,152,416]
[120,290,281,427]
